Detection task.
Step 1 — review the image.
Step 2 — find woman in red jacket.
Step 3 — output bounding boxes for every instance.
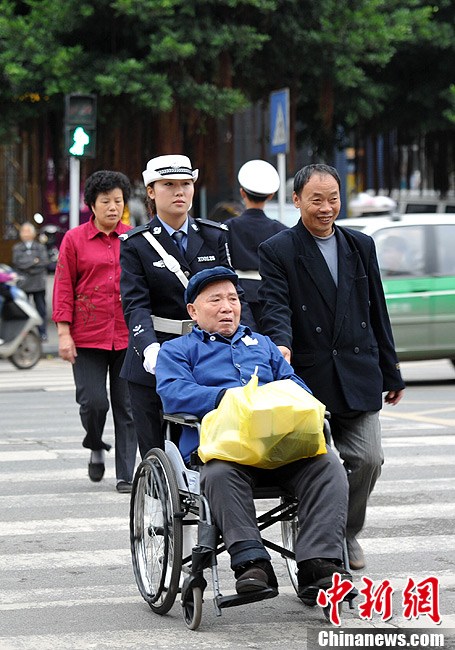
[53,170,137,492]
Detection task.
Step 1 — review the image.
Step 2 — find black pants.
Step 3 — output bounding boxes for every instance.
[27,290,46,337]
[72,348,138,482]
[200,447,348,565]
[127,381,165,458]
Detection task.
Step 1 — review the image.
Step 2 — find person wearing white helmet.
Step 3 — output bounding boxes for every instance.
[119,154,254,458]
[225,159,287,329]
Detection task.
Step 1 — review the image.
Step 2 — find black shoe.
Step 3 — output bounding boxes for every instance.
[88,462,105,482]
[297,558,352,606]
[234,560,278,595]
[116,480,132,493]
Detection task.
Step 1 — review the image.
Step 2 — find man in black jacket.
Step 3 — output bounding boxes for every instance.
[258,164,405,570]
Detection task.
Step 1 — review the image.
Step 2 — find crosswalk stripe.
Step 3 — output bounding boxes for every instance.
[382,435,455,447]
[349,477,455,493]
[0,469,114,482]
[379,455,455,466]
[2,504,453,539]
[0,518,129,537]
[0,624,454,650]
[0,436,87,446]
[1,359,454,642]
[359,503,455,520]
[0,549,131,571]
[2,445,454,463]
[5,575,455,607]
[0,449,125,461]
[0,492,130,508]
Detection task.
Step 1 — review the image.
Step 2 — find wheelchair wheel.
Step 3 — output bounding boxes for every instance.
[182,586,203,630]
[130,448,183,615]
[280,500,299,593]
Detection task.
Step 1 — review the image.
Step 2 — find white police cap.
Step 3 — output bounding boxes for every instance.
[237,159,280,196]
[143,155,199,187]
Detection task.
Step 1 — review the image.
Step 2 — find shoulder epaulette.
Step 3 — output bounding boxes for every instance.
[119,223,150,241]
[195,218,228,231]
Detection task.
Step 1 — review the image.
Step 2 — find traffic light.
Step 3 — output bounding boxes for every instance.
[64,94,97,159]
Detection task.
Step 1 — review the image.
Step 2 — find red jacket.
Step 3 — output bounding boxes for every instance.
[53,217,131,349]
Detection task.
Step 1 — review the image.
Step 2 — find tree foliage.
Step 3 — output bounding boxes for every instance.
[0,0,453,156]
[0,0,274,138]
[237,0,451,154]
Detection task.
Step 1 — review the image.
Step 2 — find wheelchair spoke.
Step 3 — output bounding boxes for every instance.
[130,450,183,615]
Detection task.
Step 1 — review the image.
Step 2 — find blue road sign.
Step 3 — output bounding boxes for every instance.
[270,88,289,155]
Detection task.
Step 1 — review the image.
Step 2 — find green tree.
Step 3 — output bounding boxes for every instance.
[0,0,275,145]
[235,0,440,157]
[0,0,453,187]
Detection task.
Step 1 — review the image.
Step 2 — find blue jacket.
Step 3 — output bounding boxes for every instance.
[156,324,311,462]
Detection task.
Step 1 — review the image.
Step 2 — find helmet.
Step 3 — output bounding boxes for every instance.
[238,159,280,196]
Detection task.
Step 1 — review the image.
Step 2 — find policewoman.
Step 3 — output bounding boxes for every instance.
[225,159,287,329]
[120,155,251,457]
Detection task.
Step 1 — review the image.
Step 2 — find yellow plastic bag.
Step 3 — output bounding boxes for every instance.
[198,374,326,469]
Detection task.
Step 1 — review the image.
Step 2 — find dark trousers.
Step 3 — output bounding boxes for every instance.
[127,381,164,458]
[72,348,138,482]
[200,447,348,566]
[329,410,383,539]
[27,290,46,337]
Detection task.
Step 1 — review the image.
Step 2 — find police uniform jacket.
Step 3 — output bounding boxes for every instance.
[258,220,405,414]
[225,209,287,303]
[120,215,247,387]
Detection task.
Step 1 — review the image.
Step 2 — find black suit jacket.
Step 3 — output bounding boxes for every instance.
[120,215,252,387]
[258,220,405,413]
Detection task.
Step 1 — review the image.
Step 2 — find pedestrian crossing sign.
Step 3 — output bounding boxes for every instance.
[270,88,289,155]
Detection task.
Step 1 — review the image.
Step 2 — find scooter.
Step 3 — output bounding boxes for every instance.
[0,265,43,370]
[38,223,66,272]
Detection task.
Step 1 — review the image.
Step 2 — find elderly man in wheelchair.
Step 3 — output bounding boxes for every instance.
[161,266,353,589]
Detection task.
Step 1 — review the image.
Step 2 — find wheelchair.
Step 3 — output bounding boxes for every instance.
[129,413,357,630]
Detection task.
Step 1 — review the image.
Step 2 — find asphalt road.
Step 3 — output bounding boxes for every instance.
[0,358,454,649]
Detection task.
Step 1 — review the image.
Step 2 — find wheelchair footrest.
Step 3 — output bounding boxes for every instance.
[216,587,278,609]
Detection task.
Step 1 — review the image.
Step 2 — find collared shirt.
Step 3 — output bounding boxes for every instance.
[53,216,131,349]
[156,324,311,461]
[157,215,189,251]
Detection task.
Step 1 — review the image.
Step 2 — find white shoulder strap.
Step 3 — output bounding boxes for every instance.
[142,231,189,288]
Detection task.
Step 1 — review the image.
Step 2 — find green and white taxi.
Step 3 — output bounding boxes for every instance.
[343,214,455,365]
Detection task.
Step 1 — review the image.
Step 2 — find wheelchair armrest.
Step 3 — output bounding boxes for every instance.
[163,412,200,427]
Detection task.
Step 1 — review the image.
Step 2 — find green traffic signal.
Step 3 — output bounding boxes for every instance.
[69,126,90,156]
[64,94,97,158]
[65,125,96,158]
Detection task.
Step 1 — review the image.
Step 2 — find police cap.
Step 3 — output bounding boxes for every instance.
[143,154,199,187]
[238,159,280,196]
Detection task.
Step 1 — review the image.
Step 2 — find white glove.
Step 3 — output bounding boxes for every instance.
[143,342,161,375]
